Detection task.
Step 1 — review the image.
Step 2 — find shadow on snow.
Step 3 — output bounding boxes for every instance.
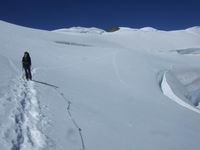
[32,80,59,89]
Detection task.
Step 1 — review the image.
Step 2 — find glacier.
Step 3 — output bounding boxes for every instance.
[0,20,200,150]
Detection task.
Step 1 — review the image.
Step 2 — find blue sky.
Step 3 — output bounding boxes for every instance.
[0,0,200,30]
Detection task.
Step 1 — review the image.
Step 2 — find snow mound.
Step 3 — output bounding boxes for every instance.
[186,26,200,31]
[186,26,200,35]
[161,71,200,114]
[118,27,139,32]
[114,27,158,33]
[115,27,159,33]
[175,69,200,106]
[139,27,158,32]
[53,27,105,34]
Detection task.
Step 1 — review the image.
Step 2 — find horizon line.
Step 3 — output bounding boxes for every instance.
[1,20,200,32]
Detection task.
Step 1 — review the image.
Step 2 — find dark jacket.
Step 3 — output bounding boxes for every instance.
[22,53,31,68]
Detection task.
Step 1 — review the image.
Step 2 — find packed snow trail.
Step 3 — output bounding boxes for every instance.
[5,59,85,150]
[3,77,46,150]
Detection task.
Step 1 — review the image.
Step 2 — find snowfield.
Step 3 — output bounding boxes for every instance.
[0,20,200,150]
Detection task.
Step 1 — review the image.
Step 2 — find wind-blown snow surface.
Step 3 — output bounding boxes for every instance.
[0,20,200,150]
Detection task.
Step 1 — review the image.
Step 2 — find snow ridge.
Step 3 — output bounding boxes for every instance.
[53,27,105,34]
[161,71,200,114]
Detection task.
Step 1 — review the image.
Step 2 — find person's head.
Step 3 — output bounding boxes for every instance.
[24,51,29,57]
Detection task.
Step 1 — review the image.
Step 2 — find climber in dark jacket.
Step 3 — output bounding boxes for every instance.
[22,51,32,80]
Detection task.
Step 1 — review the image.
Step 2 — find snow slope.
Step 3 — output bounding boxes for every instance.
[0,20,200,150]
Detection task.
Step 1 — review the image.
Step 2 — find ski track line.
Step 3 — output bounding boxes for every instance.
[9,78,46,150]
[33,81,86,150]
[112,52,130,87]
[54,88,85,150]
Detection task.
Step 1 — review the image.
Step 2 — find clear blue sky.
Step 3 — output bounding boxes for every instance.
[0,0,199,30]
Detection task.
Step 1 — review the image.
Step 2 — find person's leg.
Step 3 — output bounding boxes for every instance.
[24,68,29,80]
[28,67,32,80]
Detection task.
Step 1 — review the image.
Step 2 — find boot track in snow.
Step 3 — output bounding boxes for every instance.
[5,78,46,150]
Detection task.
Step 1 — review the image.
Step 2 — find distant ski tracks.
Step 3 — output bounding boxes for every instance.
[54,88,85,150]
[112,52,129,87]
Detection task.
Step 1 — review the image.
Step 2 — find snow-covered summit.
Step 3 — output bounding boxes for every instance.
[114,26,200,33]
[186,26,200,35]
[186,26,200,31]
[53,25,200,35]
[53,27,105,34]
[117,27,139,32]
[139,27,158,32]
[114,27,158,32]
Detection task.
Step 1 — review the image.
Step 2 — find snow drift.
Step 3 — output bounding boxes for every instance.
[161,71,200,114]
